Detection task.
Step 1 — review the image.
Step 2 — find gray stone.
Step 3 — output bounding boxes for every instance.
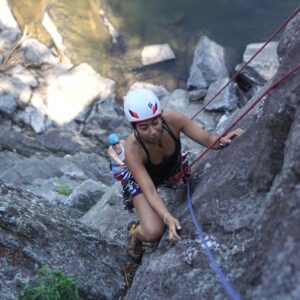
[0,28,18,51]
[0,93,17,115]
[129,82,169,99]
[188,36,229,89]
[17,106,46,134]
[160,89,189,112]
[188,89,207,101]
[277,14,300,61]
[243,42,279,81]
[67,179,108,212]
[21,38,58,65]
[204,77,238,112]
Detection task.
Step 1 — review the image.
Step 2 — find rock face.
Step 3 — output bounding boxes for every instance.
[125,16,300,300]
[0,180,125,300]
[0,4,299,300]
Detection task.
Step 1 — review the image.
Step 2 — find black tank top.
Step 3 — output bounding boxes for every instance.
[134,118,181,186]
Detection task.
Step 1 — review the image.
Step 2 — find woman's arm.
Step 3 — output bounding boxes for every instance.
[107,146,125,165]
[168,111,244,149]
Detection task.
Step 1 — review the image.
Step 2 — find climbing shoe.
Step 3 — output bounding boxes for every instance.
[127,221,144,264]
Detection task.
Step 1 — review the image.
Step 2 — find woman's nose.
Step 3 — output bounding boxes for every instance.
[149,126,157,134]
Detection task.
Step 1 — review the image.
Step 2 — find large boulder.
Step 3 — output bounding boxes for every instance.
[66,179,109,212]
[0,180,125,300]
[243,42,279,81]
[188,36,229,89]
[204,77,238,112]
[46,63,115,125]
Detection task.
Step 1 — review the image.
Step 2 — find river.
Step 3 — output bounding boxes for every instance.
[9,0,299,94]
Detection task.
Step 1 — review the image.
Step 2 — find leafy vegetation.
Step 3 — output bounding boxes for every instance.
[19,265,81,300]
[56,183,71,196]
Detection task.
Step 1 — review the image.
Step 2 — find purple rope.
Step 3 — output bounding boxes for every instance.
[186,176,242,300]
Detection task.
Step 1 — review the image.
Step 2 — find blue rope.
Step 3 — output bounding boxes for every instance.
[186,176,242,300]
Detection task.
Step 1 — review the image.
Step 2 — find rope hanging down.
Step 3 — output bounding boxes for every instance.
[190,6,300,121]
[183,64,300,300]
[177,7,300,300]
[172,63,300,184]
[186,176,241,300]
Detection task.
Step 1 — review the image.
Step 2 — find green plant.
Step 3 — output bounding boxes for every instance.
[16,220,31,240]
[19,265,81,300]
[57,183,71,196]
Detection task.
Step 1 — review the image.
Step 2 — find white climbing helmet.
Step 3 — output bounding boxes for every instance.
[124,88,162,123]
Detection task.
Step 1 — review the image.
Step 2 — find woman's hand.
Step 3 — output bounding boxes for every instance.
[165,214,182,243]
[220,128,244,146]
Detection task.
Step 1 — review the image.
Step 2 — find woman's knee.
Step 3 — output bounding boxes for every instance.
[141,224,164,242]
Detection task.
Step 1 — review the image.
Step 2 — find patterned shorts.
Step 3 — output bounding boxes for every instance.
[114,149,190,210]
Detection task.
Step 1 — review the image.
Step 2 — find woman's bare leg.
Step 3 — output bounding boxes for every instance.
[132,193,164,243]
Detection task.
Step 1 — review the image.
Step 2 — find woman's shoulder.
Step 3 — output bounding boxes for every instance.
[125,133,146,162]
[163,111,185,131]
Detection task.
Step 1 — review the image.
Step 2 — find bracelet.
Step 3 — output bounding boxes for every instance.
[163,213,171,224]
[219,141,225,149]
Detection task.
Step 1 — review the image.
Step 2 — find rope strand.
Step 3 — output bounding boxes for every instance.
[190,6,300,121]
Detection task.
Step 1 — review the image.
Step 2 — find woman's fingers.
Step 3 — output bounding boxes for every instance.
[168,219,182,243]
[221,128,245,145]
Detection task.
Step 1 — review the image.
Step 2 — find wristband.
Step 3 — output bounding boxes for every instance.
[219,141,226,149]
[163,213,171,224]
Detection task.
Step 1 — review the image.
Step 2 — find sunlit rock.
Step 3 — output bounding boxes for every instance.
[141,44,175,66]
[0,0,20,32]
[46,63,115,125]
[243,42,279,81]
[42,12,71,64]
[188,36,229,89]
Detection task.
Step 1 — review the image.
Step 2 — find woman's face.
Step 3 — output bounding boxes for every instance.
[135,116,163,143]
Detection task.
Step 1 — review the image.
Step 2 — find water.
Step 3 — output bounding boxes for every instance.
[9,0,299,94]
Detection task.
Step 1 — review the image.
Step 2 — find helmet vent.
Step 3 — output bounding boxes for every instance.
[129,110,139,119]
